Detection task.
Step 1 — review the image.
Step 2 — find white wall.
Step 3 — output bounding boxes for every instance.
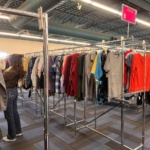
[0,38,72,55]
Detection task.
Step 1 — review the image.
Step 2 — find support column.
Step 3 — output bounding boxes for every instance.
[43,13,49,150]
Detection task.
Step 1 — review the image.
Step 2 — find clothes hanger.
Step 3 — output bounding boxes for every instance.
[102,40,108,54]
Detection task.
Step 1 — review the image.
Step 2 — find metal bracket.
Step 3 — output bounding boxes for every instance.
[121,36,125,47]
[102,40,107,54]
[142,40,146,49]
[77,3,82,10]
[37,7,44,30]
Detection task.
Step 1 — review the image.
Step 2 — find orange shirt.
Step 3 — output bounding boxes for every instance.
[129,53,150,92]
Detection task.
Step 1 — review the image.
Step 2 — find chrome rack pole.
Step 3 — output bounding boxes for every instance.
[19,87,25,107]
[127,23,130,38]
[86,102,121,125]
[84,100,87,126]
[35,89,38,115]
[64,93,67,130]
[94,100,97,129]
[58,94,60,112]
[121,101,124,150]
[74,99,77,136]
[50,96,64,109]
[41,92,43,117]
[142,40,146,150]
[36,89,44,117]
[43,13,49,150]
[0,7,39,18]
[53,95,55,110]
[121,36,125,149]
[94,79,98,129]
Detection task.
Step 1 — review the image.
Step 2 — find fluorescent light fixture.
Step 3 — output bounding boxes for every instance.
[0,32,43,39]
[136,19,150,27]
[0,32,90,45]
[96,44,110,48]
[81,0,121,15]
[0,15,9,20]
[0,52,9,59]
[81,0,91,3]
[0,32,18,37]
[20,35,42,40]
[49,38,90,45]
[81,0,150,27]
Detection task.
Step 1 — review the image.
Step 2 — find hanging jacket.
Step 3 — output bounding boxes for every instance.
[23,57,31,71]
[48,55,55,94]
[82,51,97,101]
[31,57,40,88]
[52,55,63,94]
[24,57,37,89]
[0,69,7,111]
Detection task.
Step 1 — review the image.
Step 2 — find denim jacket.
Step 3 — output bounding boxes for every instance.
[0,69,7,111]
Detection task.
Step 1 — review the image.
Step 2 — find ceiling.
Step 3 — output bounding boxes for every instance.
[0,0,150,45]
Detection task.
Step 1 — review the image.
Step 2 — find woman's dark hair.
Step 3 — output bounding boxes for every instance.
[9,54,25,79]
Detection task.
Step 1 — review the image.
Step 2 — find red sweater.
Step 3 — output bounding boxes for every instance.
[67,53,80,96]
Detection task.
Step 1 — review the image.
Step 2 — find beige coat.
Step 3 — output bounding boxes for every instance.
[82,51,97,101]
[0,69,7,111]
[31,57,40,88]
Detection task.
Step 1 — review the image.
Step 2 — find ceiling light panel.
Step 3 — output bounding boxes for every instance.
[81,0,121,15]
[0,15,9,20]
[0,32,90,45]
[0,52,9,59]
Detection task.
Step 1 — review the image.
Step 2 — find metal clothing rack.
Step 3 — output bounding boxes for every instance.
[48,94,83,129]
[22,47,100,128]
[0,7,49,150]
[48,47,100,127]
[46,46,102,133]
[69,37,147,150]
[19,87,44,116]
[23,47,100,126]
[49,46,110,133]
[24,43,100,55]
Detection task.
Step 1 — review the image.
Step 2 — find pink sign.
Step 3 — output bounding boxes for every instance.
[122,4,137,24]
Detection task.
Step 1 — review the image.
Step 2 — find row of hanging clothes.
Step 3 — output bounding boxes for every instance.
[22,47,150,105]
[124,49,150,105]
[106,48,150,105]
[23,54,44,90]
[22,49,108,104]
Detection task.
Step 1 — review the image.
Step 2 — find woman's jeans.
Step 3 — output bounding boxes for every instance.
[4,88,22,139]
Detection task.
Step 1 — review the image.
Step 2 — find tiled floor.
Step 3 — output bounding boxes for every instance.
[0,94,150,150]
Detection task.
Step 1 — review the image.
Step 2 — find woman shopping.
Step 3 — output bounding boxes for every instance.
[2,54,25,142]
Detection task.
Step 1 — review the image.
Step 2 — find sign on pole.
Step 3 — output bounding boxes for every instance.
[122,4,137,24]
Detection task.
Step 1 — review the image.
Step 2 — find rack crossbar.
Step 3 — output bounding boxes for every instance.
[86,102,121,125]
[0,7,39,18]
[50,96,64,110]
[50,110,73,122]
[87,126,141,150]
[133,144,143,150]
[66,119,85,127]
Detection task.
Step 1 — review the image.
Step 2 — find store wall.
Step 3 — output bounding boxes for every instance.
[0,38,72,55]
